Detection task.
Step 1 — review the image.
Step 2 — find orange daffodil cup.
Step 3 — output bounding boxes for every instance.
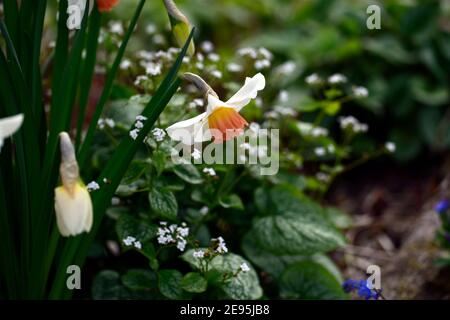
[166,73,266,145]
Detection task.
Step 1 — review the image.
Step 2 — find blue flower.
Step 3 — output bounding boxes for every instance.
[435,200,449,214]
[342,278,381,300]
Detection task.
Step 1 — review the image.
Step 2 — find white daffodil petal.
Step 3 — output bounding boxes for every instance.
[55,184,93,237]
[207,94,227,112]
[226,73,266,111]
[166,112,210,145]
[0,114,24,140]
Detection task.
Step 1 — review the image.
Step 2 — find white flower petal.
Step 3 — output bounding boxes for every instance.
[226,73,266,111]
[0,114,24,140]
[166,112,211,145]
[207,94,226,113]
[55,184,93,237]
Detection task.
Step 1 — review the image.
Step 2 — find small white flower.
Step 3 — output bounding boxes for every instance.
[311,127,328,137]
[135,121,144,129]
[145,23,156,35]
[276,61,296,75]
[199,206,209,215]
[177,238,187,251]
[196,53,205,62]
[160,221,167,226]
[385,142,396,153]
[278,90,289,103]
[111,197,120,205]
[193,98,204,107]
[193,250,205,259]
[327,144,336,153]
[152,128,166,142]
[227,63,243,73]
[195,62,204,70]
[183,56,191,64]
[192,148,202,160]
[210,70,222,79]
[105,118,115,128]
[109,21,124,35]
[240,263,250,273]
[328,73,347,84]
[134,75,149,86]
[203,167,216,176]
[254,59,271,70]
[305,73,321,85]
[259,47,273,60]
[136,115,148,121]
[215,236,228,254]
[314,147,326,157]
[353,86,369,98]
[238,47,257,59]
[207,53,220,62]
[153,34,165,45]
[86,181,100,192]
[134,241,142,249]
[120,59,132,70]
[123,236,136,246]
[137,50,154,60]
[143,62,162,76]
[177,227,189,238]
[129,129,139,140]
[201,41,214,53]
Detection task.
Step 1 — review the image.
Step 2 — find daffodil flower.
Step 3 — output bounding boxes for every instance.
[167,73,265,144]
[0,114,23,152]
[54,132,93,237]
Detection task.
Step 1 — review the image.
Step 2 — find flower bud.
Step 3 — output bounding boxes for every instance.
[54,132,93,237]
[163,0,195,56]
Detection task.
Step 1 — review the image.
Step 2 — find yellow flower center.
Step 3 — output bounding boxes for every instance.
[207,107,248,143]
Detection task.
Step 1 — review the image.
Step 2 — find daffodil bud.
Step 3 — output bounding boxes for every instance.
[182,72,218,105]
[163,0,195,56]
[54,132,93,237]
[0,114,23,152]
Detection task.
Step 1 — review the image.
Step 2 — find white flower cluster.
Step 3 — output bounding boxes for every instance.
[237,47,273,70]
[214,236,228,254]
[339,116,368,133]
[227,63,243,73]
[328,73,347,84]
[305,73,322,85]
[98,118,115,129]
[201,41,214,53]
[157,222,189,252]
[108,21,124,35]
[314,144,335,157]
[123,236,142,249]
[193,249,205,259]
[385,141,396,153]
[152,128,166,142]
[86,181,100,192]
[120,59,132,70]
[134,75,149,86]
[129,115,148,140]
[240,263,250,273]
[276,61,296,76]
[316,172,330,182]
[141,61,162,76]
[352,86,369,98]
[203,167,216,176]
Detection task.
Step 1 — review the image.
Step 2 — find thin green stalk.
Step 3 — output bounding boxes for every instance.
[75,6,102,150]
[77,0,147,167]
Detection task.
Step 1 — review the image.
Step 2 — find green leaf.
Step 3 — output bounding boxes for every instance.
[279,261,347,300]
[122,269,157,291]
[180,272,207,293]
[149,188,178,220]
[158,269,191,299]
[92,270,128,300]
[173,164,203,184]
[219,194,244,210]
[152,150,166,176]
[116,214,158,243]
[251,213,345,256]
[181,251,262,300]
[323,101,341,115]
[209,254,262,300]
